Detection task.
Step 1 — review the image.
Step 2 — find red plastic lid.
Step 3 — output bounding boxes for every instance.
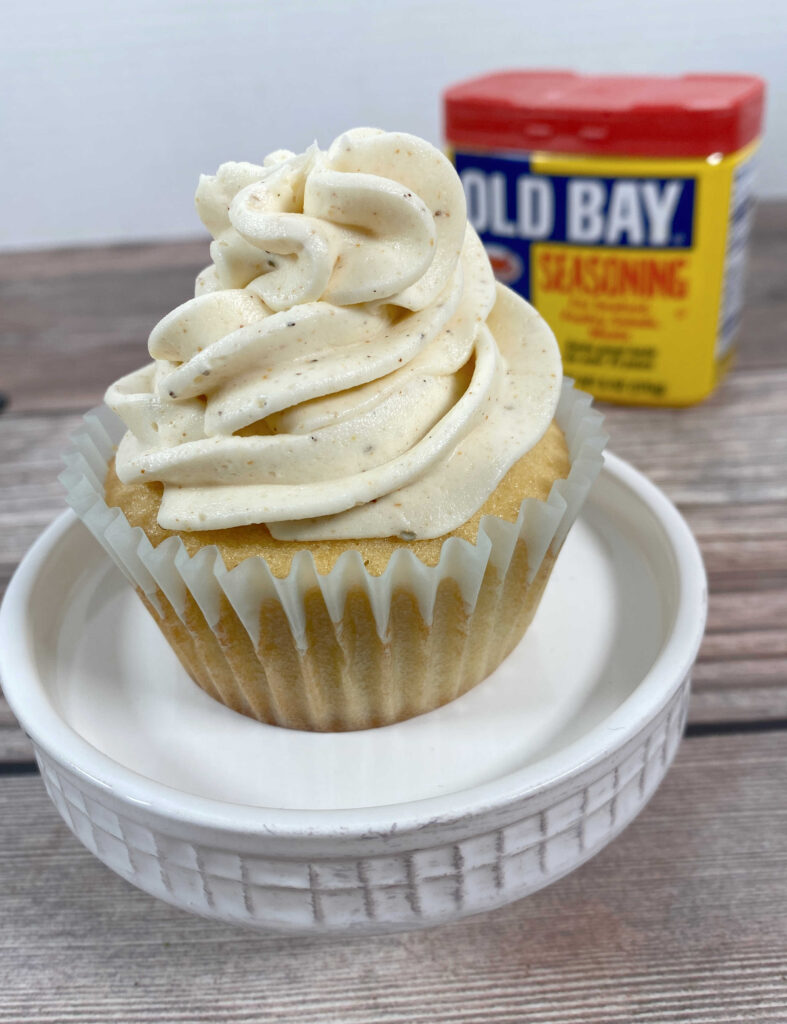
[444,71,765,158]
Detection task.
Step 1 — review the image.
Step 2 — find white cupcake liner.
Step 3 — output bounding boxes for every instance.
[59,380,606,654]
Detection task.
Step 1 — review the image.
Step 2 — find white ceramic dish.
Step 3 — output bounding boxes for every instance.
[0,454,706,935]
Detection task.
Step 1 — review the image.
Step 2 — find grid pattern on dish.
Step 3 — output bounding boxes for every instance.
[35,680,689,933]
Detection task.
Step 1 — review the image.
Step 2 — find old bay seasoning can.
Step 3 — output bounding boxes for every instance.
[444,71,765,405]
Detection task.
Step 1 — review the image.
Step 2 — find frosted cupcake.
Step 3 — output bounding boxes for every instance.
[62,128,606,732]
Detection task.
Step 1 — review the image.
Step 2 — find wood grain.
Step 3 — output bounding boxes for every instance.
[0,732,784,1023]
[1,208,786,756]
[1,203,785,411]
[0,387,784,748]
[0,245,204,414]
[0,206,786,1022]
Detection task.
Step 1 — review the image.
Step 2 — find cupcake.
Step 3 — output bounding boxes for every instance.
[61,128,606,732]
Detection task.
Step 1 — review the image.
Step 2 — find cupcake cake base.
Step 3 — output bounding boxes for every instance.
[62,382,606,732]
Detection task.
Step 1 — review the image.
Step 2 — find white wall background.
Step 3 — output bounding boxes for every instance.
[3,0,785,251]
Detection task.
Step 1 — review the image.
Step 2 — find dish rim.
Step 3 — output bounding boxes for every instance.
[0,452,706,840]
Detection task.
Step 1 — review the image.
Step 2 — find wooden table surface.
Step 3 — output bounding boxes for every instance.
[1,207,786,1022]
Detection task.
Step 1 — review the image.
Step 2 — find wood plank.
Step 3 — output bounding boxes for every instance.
[3,362,784,530]
[0,732,784,1022]
[2,362,785,562]
[0,413,84,567]
[0,255,203,414]
[690,686,787,725]
[706,587,787,632]
[0,725,33,763]
[0,239,207,281]
[0,387,785,756]
[599,372,787,507]
[734,203,787,372]
[1,203,785,413]
[0,210,785,752]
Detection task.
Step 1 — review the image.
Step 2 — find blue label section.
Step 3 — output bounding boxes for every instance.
[454,151,696,300]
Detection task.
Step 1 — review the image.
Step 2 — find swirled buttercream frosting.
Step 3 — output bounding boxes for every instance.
[106,128,562,539]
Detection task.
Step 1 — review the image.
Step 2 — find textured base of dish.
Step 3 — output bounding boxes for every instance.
[0,454,707,935]
[35,685,688,934]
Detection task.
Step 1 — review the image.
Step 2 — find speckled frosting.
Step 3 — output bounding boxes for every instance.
[105,128,562,540]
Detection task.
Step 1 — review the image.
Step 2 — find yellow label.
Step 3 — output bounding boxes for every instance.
[452,142,759,405]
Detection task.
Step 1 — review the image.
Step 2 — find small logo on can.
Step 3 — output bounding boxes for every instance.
[484,244,523,284]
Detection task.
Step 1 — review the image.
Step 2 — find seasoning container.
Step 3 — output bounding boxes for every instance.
[444,71,766,405]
